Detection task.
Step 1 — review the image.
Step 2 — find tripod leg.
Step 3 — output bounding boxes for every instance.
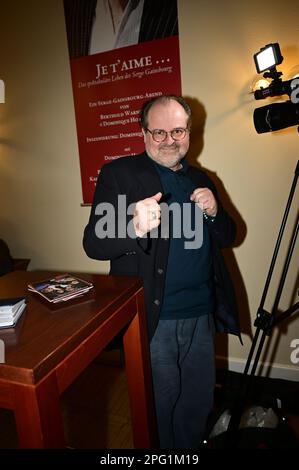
[272,212,298,319]
[223,161,298,448]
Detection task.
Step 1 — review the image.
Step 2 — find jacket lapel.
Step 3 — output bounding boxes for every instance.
[133,153,164,198]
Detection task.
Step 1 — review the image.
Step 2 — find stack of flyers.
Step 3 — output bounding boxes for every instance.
[28,274,93,303]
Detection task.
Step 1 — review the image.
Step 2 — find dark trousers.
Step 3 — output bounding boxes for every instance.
[150,315,215,449]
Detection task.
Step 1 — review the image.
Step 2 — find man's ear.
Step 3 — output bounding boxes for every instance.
[142,128,146,143]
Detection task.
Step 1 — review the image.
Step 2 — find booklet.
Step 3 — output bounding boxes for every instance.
[28,273,94,303]
[0,297,26,314]
[0,299,27,328]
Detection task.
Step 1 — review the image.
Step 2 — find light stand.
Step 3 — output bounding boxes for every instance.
[225,159,299,447]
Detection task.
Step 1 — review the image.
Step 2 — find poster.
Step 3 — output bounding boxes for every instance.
[64,0,181,204]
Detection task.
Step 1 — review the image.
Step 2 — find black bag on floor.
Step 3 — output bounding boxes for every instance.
[203,404,299,449]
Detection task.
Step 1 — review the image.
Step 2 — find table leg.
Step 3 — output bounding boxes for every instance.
[123,290,158,449]
[12,372,65,448]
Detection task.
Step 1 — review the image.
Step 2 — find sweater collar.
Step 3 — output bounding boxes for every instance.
[152,156,189,176]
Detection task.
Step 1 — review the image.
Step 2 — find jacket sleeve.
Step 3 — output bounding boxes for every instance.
[83,163,146,261]
[206,204,237,248]
[200,173,237,248]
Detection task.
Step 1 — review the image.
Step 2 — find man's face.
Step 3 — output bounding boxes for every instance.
[142,100,190,170]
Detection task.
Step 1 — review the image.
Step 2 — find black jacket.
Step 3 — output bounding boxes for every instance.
[83,152,240,340]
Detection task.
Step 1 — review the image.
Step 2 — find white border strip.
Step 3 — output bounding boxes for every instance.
[216,355,299,382]
[0,79,5,103]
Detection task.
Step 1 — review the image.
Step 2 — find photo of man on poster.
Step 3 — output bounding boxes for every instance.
[64,0,178,58]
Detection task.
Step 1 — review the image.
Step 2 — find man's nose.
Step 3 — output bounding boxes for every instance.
[164,131,175,143]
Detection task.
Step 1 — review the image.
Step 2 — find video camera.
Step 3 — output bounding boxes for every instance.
[253,43,299,133]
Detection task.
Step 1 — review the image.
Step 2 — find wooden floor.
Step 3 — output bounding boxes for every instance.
[62,350,133,449]
[0,350,133,449]
[0,349,298,449]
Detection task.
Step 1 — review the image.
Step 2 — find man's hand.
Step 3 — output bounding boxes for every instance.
[133,192,162,237]
[190,188,218,217]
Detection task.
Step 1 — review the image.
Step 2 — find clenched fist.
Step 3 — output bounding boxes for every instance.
[133,192,162,237]
[190,188,217,217]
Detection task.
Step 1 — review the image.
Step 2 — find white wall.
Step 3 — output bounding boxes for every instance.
[0,0,298,376]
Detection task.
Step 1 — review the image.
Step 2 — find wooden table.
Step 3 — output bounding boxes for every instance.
[0,271,157,448]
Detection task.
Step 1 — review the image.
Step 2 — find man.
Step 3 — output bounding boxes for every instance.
[83,95,240,448]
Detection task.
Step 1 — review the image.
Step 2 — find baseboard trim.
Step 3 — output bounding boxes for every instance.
[216,355,299,382]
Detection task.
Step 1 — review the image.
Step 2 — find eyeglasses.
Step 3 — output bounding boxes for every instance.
[145,127,189,143]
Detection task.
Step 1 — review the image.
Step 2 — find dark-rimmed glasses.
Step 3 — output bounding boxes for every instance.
[145,127,189,143]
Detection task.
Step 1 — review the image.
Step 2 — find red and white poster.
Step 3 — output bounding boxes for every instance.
[64,0,181,204]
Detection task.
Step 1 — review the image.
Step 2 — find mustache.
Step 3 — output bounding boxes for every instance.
[159,143,179,150]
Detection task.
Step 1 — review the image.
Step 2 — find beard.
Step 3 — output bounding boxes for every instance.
[155,143,185,169]
[146,138,189,170]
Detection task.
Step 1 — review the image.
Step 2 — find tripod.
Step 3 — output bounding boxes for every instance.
[225,159,299,447]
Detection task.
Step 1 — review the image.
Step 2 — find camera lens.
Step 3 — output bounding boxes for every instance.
[254,100,299,133]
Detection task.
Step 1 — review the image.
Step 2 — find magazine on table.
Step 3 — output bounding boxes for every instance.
[28,273,94,303]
